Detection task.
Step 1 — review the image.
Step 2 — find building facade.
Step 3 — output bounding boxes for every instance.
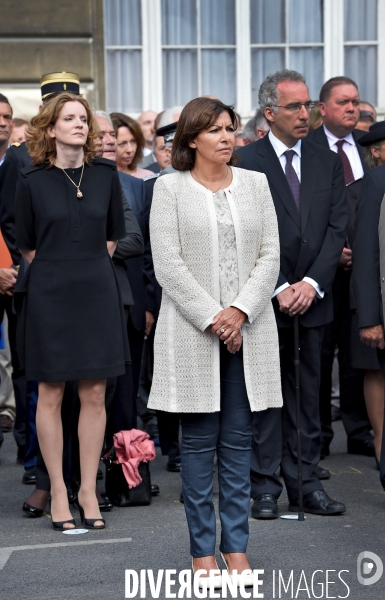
[1,0,383,120]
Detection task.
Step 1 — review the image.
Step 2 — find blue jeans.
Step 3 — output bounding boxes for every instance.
[181,343,252,557]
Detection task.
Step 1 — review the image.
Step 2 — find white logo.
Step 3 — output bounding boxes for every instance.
[357,552,383,585]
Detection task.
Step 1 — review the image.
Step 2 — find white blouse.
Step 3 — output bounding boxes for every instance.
[213,189,239,309]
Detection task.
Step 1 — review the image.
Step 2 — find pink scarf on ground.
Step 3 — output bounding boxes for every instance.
[113,429,156,488]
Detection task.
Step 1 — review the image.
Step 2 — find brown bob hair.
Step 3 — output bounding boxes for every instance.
[110,112,145,168]
[26,93,98,167]
[172,97,238,171]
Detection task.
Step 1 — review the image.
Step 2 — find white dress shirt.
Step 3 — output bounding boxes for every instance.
[268,130,324,299]
[323,125,364,181]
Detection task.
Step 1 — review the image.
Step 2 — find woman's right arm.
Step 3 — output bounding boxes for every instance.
[15,174,36,259]
[150,176,222,332]
[20,249,36,264]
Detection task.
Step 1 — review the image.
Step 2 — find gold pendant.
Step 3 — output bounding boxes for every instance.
[77,189,83,199]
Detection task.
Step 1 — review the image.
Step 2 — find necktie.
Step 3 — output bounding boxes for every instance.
[336,139,355,184]
[284,150,300,210]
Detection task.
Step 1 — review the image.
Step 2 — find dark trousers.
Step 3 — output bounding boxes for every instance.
[319,270,371,450]
[181,344,252,557]
[251,325,324,502]
[376,350,385,491]
[126,312,144,398]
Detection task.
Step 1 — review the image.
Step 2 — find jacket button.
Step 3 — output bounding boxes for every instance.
[302,238,307,243]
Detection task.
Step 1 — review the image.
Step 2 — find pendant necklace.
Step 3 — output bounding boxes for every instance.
[57,162,85,198]
[193,166,229,195]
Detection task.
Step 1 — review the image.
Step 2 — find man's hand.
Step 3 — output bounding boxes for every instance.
[360,324,385,349]
[277,282,316,316]
[338,247,352,270]
[276,287,295,314]
[0,267,18,296]
[145,311,155,336]
[211,307,246,353]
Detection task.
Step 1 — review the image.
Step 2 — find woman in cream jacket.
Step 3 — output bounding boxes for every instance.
[148,97,282,588]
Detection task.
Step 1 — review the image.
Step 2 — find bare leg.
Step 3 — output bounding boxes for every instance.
[37,381,74,528]
[77,379,106,527]
[364,369,384,461]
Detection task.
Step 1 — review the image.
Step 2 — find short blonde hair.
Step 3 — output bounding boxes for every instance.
[26,93,98,166]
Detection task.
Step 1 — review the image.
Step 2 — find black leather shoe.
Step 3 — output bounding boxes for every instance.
[166,456,181,472]
[151,484,160,496]
[251,493,278,519]
[347,438,375,457]
[289,490,346,515]
[97,468,104,480]
[22,502,44,518]
[66,483,76,504]
[314,465,331,480]
[179,490,184,503]
[99,496,113,512]
[22,467,37,485]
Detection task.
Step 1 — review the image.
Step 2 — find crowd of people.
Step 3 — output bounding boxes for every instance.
[0,66,385,586]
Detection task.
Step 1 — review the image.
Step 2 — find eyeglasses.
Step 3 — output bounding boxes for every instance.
[272,102,315,113]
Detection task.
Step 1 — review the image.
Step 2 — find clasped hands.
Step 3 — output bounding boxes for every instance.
[211,307,246,354]
[276,281,316,316]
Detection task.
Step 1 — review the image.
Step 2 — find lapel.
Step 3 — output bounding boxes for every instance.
[300,141,319,233]
[353,129,370,173]
[313,125,330,149]
[256,136,300,229]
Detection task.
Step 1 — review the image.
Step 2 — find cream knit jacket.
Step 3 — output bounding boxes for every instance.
[148,167,283,413]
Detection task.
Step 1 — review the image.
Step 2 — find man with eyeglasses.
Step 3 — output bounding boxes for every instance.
[307,77,375,465]
[237,69,347,518]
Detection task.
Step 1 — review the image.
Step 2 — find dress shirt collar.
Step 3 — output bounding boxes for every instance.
[323,125,355,147]
[0,143,10,166]
[268,130,302,158]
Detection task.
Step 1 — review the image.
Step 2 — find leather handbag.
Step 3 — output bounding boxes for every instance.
[102,447,152,507]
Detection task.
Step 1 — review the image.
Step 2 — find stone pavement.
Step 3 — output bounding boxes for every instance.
[0,421,384,600]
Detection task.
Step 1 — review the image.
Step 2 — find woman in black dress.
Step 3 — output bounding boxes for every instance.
[14,93,128,530]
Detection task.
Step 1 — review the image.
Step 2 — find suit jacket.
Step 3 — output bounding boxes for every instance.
[306,126,369,174]
[352,165,385,329]
[146,162,161,174]
[112,192,144,306]
[0,142,31,263]
[237,135,347,328]
[118,171,157,330]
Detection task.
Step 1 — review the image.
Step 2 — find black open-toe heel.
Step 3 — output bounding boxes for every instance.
[49,499,76,531]
[52,518,76,531]
[74,498,105,530]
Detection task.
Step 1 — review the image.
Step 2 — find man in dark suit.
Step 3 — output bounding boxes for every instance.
[93,112,156,396]
[352,164,385,488]
[237,69,347,517]
[307,76,374,460]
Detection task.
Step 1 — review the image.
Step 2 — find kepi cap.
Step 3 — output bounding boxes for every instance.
[156,122,178,144]
[40,72,80,100]
[357,121,385,146]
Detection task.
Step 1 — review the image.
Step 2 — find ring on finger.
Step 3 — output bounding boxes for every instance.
[220,328,225,333]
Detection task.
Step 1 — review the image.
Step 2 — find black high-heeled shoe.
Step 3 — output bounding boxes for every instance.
[74,498,105,530]
[49,499,76,531]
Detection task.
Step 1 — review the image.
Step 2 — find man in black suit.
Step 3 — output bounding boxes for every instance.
[237,69,347,517]
[352,164,385,490]
[307,77,374,460]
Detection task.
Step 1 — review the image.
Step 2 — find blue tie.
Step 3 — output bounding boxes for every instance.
[284,150,300,211]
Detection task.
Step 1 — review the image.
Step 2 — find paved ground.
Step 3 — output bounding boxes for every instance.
[0,421,384,600]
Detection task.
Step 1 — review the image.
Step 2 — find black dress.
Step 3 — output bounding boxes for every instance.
[14,158,129,382]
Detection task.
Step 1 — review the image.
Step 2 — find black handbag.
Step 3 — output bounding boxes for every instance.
[102,447,152,507]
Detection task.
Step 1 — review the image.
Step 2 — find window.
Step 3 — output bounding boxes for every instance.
[104,0,143,112]
[161,0,236,107]
[250,0,324,105]
[344,0,377,105]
